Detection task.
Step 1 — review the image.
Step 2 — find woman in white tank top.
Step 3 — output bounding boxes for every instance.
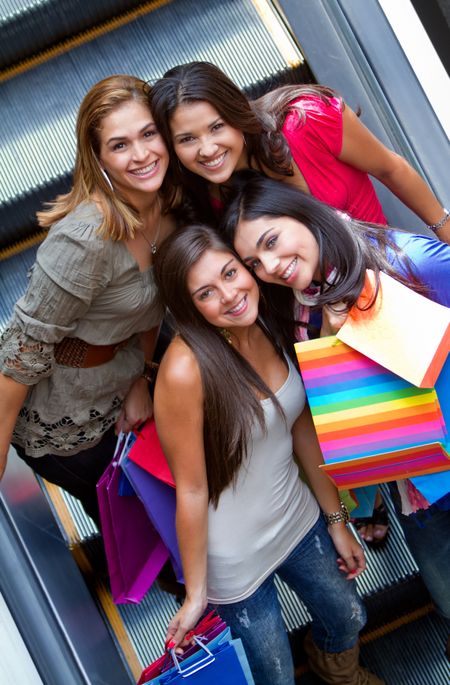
[153,225,383,685]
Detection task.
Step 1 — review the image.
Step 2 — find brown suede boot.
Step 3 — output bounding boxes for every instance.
[304,631,384,684]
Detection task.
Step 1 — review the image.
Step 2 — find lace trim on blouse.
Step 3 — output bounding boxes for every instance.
[13,396,122,457]
[0,326,54,384]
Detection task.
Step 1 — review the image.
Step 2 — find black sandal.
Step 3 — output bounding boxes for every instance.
[352,501,389,549]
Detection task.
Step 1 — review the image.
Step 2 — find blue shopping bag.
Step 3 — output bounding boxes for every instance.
[140,628,229,685]
[162,637,253,684]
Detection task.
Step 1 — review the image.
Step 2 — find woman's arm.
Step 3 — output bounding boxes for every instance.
[340,106,449,243]
[115,326,161,433]
[154,339,209,648]
[292,405,366,578]
[0,374,30,479]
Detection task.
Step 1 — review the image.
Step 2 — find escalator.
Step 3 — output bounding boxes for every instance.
[1,1,449,683]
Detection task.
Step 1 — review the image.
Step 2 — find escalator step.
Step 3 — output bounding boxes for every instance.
[0,0,149,69]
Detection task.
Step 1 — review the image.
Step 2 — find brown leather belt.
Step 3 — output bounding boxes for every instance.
[54,336,131,368]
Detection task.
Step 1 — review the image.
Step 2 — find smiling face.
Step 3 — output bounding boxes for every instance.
[187,249,259,329]
[98,100,169,202]
[170,101,247,184]
[234,215,321,292]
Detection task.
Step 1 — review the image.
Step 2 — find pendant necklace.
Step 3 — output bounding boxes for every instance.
[141,196,162,255]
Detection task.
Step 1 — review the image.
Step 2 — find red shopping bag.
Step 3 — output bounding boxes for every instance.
[129,419,175,487]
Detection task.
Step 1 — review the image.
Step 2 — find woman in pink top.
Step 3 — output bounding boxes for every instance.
[149,61,449,545]
[149,61,448,239]
[279,94,387,224]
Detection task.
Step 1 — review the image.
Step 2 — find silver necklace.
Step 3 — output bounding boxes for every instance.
[140,196,162,255]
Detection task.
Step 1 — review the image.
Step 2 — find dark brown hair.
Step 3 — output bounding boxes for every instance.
[154,224,283,506]
[149,61,338,217]
[221,171,428,317]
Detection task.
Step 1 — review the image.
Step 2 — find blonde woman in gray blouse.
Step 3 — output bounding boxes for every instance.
[0,75,175,524]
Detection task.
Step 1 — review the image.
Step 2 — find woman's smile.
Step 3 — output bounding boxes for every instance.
[200,152,227,169]
[280,257,298,282]
[225,294,248,317]
[128,159,159,177]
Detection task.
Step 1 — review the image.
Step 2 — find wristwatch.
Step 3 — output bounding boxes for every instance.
[323,500,350,525]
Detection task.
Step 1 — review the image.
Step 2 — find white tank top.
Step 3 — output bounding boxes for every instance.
[207,355,320,604]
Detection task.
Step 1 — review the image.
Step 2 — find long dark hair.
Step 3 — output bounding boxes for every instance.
[154,224,282,507]
[220,172,427,316]
[148,61,335,217]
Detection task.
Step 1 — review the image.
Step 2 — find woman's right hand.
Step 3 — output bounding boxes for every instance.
[165,597,208,652]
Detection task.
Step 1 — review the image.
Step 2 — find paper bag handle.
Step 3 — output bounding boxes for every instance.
[170,637,215,677]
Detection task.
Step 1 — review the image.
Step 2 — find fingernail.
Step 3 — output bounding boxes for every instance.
[167,640,176,649]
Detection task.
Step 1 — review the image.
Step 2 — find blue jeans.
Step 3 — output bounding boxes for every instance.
[213,516,366,685]
[389,484,450,623]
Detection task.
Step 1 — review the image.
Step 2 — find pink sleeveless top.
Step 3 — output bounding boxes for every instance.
[282,95,387,224]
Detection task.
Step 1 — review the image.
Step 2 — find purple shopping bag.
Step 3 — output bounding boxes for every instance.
[121,455,184,583]
[96,436,169,604]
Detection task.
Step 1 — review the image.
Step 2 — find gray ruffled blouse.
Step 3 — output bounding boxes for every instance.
[0,202,164,457]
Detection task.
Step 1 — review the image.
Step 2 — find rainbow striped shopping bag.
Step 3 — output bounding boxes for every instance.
[295,337,450,500]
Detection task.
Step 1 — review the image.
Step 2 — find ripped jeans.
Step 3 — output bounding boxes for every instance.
[212,516,366,685]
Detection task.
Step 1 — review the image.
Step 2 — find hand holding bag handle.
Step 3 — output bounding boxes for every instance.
[169,638,215,678]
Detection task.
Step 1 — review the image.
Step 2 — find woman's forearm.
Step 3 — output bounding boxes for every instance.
[292,405,341,515]
[140,326,161,362]
[377,158,449,242]
[340,106,448,240]
[176,488,209,605]
[0,373,30,478]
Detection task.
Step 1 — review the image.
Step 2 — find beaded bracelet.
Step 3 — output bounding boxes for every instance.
[427,209,449,233]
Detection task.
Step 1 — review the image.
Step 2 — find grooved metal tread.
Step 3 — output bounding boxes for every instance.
[0,0,147,68]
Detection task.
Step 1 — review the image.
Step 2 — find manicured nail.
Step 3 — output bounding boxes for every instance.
[167,640,176,649]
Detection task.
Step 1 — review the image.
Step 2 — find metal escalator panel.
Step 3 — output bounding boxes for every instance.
[0,245,37,330]
[0,450,134,684]
[0,0,307,248]
[0,1,152,69]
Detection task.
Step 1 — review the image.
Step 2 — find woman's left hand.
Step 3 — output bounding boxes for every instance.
[115,376,153,434]
[320,302,349,337]
[327,523,366,579]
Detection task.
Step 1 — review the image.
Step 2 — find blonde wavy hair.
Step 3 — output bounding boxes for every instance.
[37,74,164,240]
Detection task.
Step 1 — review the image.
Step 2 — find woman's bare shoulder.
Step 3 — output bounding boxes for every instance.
[158,336,201,392]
